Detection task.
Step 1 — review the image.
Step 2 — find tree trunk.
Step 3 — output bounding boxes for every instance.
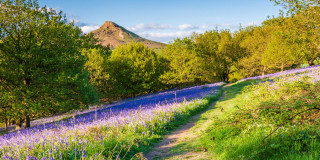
[225,73,229,82]
[25,115,30,128]
[23,78,31,128]
[308,57,317,66]
[262,66,266,76]
[281,63,284,72]
[4,118,8,130]
[15,118,22,130]
[223,68,230,82]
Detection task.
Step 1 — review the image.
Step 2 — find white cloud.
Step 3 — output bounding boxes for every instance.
[178,24,198,30]
[217,23,230,27]
[125,22,263,43]
[139,31,193,38]
[138,30,205,40]
[68,18,80,24]
[199,25,209,29]
[137,30,206,43]
[140,32,189,43]
[242,21,261,27]
[46,7,60,13]
[80,25,100,34]
[127,23,171,32]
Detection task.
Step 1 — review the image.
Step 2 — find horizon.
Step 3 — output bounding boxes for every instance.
[39,0,282,43]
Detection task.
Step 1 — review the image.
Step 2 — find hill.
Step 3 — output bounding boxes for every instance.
[91,21,166,49]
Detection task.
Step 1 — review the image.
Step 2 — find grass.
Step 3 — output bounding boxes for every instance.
[120,89,224,159]
[163,70,320,160]
[162,80,258,159]
[194,72,320,159]
[0,86,223,160]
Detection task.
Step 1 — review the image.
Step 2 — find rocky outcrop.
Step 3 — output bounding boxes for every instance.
[91,21,166,49]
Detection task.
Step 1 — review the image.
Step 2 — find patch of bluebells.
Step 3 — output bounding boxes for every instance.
[240,65,320,81]
[260,67,320,92]
[0,83,222,159]
[28,83,223,128]
[207,67,320,160]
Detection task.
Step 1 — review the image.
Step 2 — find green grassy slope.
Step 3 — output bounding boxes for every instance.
[195,73,320,159]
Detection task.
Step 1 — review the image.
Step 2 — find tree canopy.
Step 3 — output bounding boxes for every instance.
[106,42,165,98]
[161,38,205,87]
[0,0,98,129]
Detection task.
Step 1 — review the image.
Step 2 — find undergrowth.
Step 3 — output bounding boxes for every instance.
[199,76,320,159]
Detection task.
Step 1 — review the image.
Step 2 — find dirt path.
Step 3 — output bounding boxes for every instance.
[143,91,226,160]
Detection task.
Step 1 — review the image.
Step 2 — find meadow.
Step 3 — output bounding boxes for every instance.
[198,65,320,159]
[0,83,222,159]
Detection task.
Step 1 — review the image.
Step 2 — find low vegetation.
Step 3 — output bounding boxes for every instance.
[0,84,222,159]
[199,67,320,159]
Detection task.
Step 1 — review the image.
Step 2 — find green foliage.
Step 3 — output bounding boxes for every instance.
[106,42,165,98]
[0,0,98,128]
[161,38,206,87]
[234,15,313,79]
[200,76,320,159]
[289,6,320,66]
[270,0,320,15]
[162,30,244,84]
[269,0,320,66]
[262,31,301,72]
[82,47,111,98]
[194,30,244,82]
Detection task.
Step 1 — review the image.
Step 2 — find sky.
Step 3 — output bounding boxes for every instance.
[39,0,282,43]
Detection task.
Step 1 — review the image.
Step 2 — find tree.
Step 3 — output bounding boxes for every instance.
[161,37,206,87]
[263,31,300,72]
[270,0,319,15]
[107,42,165,98]
[271,0,320,65]
[0,0,98,129]
[194,30,242,82]
[291,6,320,65]
[82,46,111,99]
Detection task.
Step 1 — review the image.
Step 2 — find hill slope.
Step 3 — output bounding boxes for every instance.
[91,21,166,49]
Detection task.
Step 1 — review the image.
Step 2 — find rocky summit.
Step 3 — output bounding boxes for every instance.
[91,21,166,49]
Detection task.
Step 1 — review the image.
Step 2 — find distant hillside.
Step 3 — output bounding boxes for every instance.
[91,21,166,49]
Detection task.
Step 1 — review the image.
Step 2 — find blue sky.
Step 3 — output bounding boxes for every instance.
[39,0,282,43]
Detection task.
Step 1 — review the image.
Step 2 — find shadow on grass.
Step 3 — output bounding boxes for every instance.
[158,80,263,159]
[191,79,320,160]
[222,79,260,102]
[141,88,223,160]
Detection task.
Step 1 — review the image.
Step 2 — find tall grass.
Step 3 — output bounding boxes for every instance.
[199,68,320,159]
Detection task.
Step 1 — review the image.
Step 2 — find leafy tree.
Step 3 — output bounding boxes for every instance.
[161,37,206,87]
[0,0,98,129]
[194,30,243,82]
[82,46,111,99]
[238,26,272,77]
[271,0,320,65]
[291,6,320,65]
[262,31,301,72]
[107,42,165,98]
[270,0,319,15]
[228,28,253,81]
[241,17,302,74]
